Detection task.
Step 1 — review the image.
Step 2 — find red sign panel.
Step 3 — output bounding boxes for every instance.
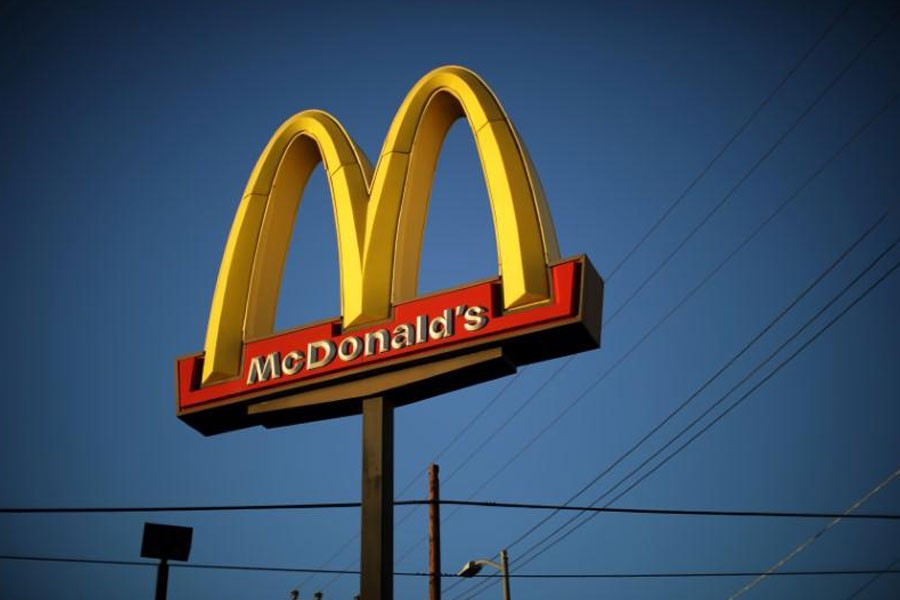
[176,257,601,434]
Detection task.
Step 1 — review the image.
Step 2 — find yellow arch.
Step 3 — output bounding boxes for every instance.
[371,66,560,304]
[202,111,373,383]
[202,65,561,385]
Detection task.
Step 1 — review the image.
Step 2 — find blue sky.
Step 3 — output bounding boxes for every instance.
[1,0,899,598]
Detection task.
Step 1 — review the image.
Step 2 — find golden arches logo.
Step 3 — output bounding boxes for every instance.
[202,65,561,386]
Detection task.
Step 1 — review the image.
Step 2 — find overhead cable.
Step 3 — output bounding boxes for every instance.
[510,236,900,578]
[727,465,900,598]
[604,0,859,280]
[0,554,897,580]
[453,219,900,599]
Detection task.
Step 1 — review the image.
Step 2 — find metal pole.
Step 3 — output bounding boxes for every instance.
[428,464,441,600]
[154,558,169,600]
[361,397,394,600]
[499,549,511,600]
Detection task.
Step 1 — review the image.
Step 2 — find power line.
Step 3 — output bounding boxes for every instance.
[602,5,900,326]
[1,554,897,580]
[430,499,900,520]
[317,377,525,591]
[510,234,900,578]
[727,465,900,598]
[442,368,558,487]
[0,501,362,514]
[445,49,900,566]
[445,11,898,588]
[446,32,900,591]
[392,360,576,569]
[392,365,570,568]
[846,553,900,599]
[431,372,524,474]
[397,371,525,501]
[439,5,881,561]
[604,0,859,281]
[499,207,888,551]
[299,372,525,591]
[456,570,900,579]
[0,555,357,574]
[450,569,900,579]
[442,0,861,517]
[451,222,900,600]
[2,498,898,520]
[449,85,900,600]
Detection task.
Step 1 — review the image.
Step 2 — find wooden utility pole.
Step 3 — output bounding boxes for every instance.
[428,464,441,600]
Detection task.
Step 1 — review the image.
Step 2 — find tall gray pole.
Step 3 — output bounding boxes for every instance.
[499,549,511,600]
[361,397,394,600]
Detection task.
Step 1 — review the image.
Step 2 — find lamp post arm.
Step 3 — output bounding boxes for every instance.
[471,559,503,571]
[458,549,512,600]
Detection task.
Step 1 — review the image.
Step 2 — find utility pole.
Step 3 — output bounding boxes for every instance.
[428,464,441,600]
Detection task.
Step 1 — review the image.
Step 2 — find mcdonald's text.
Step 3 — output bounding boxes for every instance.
[245,304,489,385]
[176,257,602,434]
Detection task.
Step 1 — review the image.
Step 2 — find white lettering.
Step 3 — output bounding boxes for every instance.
[415,315,428,344]
[391,323,415,349]
[247,352,282,384]
[365,329,390,356]
[338,336,363,362]
[429,308,454,340]
[281,350,304,375]
[245,304,492,386]
[307,340,336,370]
[464,306,489,331]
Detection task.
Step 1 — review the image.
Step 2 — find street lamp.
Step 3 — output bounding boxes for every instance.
[457,549,511,600]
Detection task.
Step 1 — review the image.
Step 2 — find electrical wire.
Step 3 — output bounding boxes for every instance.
[602,5,900,327]
[0,501,362,513]
[445,18,900,563]
[3,498,897,520]
[445,13,900,590]
[0,554,897,580]
[509,236,900,582]
[845,553,900,599]
[451,225,900,600]
[448,78,900,598]
[301,371,524,591]
[727,465,900,598]
[427,500,900,520]
[603,0,859,281]
[506,209,888,548]
[443,24,900,586]
[436,8,878,571]
[391,364,570,568]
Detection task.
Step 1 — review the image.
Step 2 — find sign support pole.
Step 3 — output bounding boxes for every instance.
[361,396,394,600]
[155,558,169,600]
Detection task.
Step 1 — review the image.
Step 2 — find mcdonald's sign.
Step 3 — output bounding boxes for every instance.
[176,66,603,435]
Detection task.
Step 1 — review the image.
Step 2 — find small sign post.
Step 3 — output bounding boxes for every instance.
[141,522,193,600]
